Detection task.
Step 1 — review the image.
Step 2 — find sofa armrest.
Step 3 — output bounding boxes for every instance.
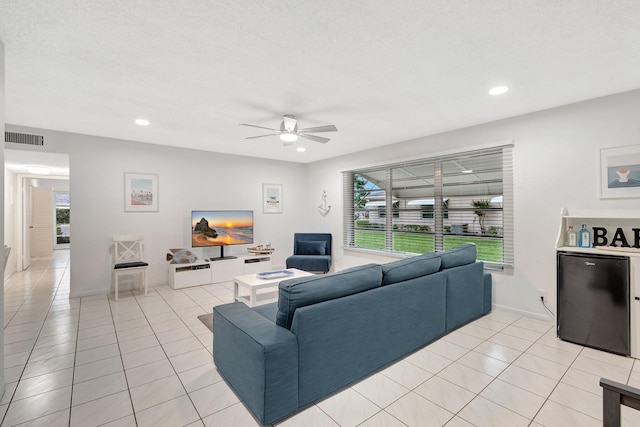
[213,303,298,425]
[483,272,492,314]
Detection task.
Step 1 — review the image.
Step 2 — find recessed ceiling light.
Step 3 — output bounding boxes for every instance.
[280,132,298,143]
[489,86,509,96]
[135,119,150,126]
[462,169,473,174]
[26,166,52,175]
[297,147,306,152]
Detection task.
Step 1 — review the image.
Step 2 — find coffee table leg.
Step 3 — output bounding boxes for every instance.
[250,288,257,306]
[233,280,239,302]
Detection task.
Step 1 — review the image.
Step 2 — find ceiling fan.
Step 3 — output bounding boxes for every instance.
[240,114,337,145]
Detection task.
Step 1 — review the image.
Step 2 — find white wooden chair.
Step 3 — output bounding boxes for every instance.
[113,234,149,301]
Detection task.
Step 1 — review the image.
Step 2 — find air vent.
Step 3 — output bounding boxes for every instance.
[5,131,44,146]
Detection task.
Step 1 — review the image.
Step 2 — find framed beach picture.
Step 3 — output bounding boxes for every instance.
[125,173,159,212]
[600,145,640,199]
[263,183,283,214]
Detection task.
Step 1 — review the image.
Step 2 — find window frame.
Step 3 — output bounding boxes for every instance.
[343,144,514,269]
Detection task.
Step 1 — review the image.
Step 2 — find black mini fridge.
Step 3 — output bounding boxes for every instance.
[557,251,630,356]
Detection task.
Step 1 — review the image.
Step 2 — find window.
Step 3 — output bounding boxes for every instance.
[343,145,514,267]
[419,201,449,219]
[379,202,399,218]
[55,192,70,246]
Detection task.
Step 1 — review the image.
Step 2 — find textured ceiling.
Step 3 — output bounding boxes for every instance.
[1,1,639,164]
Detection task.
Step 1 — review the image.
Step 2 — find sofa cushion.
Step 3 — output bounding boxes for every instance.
[297,241,326,255]
[286,255,332,273]
[276,264,382,329]
[439,243,477,269]
[252,301,278,322]
[381,253,441,285]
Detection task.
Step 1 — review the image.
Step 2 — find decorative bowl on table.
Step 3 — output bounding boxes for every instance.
[256,270,294,280]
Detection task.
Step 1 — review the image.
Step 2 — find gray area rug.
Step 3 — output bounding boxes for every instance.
[198,313,213,332]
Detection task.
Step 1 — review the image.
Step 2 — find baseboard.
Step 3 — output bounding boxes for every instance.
[69,282,160,299]
[69,288,107,299]
[492,303,555,323]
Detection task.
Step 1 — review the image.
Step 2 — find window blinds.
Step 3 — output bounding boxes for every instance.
[343,144,514,268]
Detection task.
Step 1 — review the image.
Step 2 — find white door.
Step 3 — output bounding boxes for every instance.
[22,179,31,270]
[30,187,54,257]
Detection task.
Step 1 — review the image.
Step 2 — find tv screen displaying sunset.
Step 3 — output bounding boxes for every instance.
[191,210,254,247]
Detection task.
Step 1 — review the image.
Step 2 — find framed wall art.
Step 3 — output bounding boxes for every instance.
[125,173,159,212]
[263,183,282,214]
[600,145,640,199]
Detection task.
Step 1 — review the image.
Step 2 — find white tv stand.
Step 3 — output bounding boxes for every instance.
[169,255,272,289]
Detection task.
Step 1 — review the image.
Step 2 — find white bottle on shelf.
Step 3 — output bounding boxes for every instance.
[567,225,577,247]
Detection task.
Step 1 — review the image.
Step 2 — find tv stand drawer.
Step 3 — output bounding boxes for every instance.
[243,256,272,274]
[170,263,211,288]
[168,255,272,288]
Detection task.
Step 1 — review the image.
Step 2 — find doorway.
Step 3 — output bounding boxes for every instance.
[4,150,70,275]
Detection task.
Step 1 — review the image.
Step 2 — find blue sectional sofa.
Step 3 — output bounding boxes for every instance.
[213,243,492,425]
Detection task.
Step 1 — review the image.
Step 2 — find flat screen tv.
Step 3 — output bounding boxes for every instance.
[191,210,254,259]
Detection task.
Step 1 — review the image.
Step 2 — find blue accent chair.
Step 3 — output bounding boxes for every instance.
[285,233,332,273]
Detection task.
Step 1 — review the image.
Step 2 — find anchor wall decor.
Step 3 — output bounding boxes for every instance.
[318,190,331,216]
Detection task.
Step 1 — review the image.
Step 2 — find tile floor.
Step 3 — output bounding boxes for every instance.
[2,250,640,426]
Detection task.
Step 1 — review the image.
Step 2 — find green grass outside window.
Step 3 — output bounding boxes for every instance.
[353,230,503,263]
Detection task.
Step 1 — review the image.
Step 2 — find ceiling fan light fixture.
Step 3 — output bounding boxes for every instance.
[241,115,336,145]
[280,132,298,143]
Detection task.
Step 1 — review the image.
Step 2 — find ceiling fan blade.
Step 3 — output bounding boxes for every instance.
[298,124,337,133]
[283,114,297,132]
[239,123,278,131]
[299,133,330,144]
[245,134,278,139]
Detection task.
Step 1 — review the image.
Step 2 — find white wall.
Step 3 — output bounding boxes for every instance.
[5,127,307,297]
[307,89,640,319]
[28,177,69,191]
[0,36,6,400]
[4,168,16,278]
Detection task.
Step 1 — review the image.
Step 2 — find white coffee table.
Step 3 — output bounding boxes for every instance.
[233,268,313,307]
